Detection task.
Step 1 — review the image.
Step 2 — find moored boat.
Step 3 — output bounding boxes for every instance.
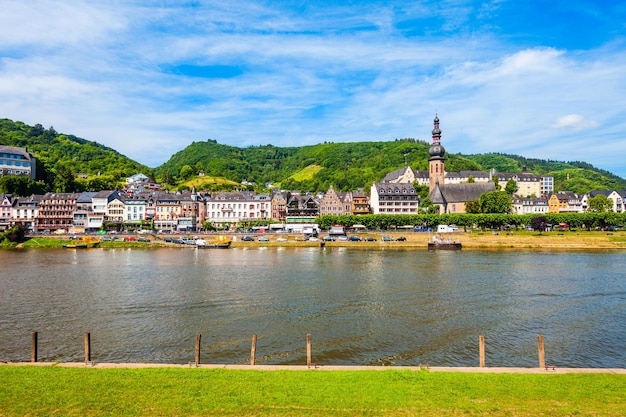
[428,235,462,250]
[196,235,232,249]
[62,243,89,249]
[63,236,100,249]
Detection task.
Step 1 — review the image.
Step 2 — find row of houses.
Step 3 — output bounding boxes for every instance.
[2,185,625,233]
[0,187,373,233]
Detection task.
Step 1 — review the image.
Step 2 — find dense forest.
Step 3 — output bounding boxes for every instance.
[0,119,150,194]
[1,118,625,195]
[159,139,626,194]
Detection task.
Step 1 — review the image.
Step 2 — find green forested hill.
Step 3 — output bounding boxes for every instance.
[160,139,626,194]
[464,153,626,194]
[0,119,149,178]
[158,138,435,191]
[2,118,624,195]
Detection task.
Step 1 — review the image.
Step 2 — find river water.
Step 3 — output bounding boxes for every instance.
[1,247,624,368]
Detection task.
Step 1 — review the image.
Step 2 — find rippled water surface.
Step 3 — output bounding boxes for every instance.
[1,247,624,367]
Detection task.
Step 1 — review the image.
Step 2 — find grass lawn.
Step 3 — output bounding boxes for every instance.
[1,367,624,416]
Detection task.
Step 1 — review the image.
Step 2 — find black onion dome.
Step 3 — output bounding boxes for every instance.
[428,143,446,158]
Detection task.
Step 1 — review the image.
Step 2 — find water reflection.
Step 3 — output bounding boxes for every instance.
[0,248,624,368]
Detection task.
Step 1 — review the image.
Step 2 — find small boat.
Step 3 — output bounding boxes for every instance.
[428,235,462,250]
[63,237,100,249]
[63,243,88,249]
[196,236,232,249]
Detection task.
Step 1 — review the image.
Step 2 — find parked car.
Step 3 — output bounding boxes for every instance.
[277,237,288,242]
[137,237,150,242]
[337,235,348,241]
[365,237,377,242]
[164,237,173,243]
[242,236,255,241]
[381,236,394,241]
[323,236,335,242]
[125,236,137,241]
[348,236,362,241]
[395,236,407,241]
[258,236,270,242]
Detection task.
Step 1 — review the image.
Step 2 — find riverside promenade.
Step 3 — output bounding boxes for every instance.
[4,362,625,374]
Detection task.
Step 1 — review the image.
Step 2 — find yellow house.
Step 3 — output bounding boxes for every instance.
[548,192,584,213]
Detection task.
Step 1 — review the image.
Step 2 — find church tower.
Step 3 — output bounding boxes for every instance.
[428,114,446,191]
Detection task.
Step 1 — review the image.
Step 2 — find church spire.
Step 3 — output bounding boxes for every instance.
[432,113,441,145]
[428,113,446,192]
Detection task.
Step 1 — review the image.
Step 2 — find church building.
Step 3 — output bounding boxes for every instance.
[426,115,495,214]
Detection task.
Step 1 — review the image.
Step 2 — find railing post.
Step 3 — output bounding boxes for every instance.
[250,334,257,366]
[306,334,312,367]
[479,335,485,368]
[84,332,91,363]
[31,332,38,363]
[195,333,201,366]
[537,334,545,369]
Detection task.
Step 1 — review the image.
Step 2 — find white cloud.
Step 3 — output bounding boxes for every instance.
[0,1,625,178]
[552,114,599,131]
[0,1,126,47]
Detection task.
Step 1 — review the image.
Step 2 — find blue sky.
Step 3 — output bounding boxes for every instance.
[1,1,626,178]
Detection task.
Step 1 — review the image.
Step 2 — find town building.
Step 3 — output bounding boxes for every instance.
[351,189,370,215]
[369,182,419,214]
[154,192,184,232]
[72,191,98,232]
[494,171,542,198]
[319,185,353,215]
[38,192,80,232]
[10,194,42,232]
[271,191,287,222]
[511,197,549,214]
[90,190,120,231]
[548,192,586,213]
[445,171,491,184]
[0,145,37,179]
[205,191,271,227]
[0,194,15,229]
[284,192,320,222]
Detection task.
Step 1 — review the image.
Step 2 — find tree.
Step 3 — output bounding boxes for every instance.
[492,175,500,191]
[479,191,511,214]
[505,179,518,195]
[179,165,194,180]
[465,199,481,213]
[0,224,27,243]
[52,165,78,192]
[587,194,613,212]
[0,176,47,196]
[530,216,548,233]
[417,197,436,214]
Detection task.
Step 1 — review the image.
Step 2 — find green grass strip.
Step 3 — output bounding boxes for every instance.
[1,367,624,416]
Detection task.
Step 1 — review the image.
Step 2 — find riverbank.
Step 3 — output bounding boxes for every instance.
[9,229,626,250]
[1,365,624,416]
